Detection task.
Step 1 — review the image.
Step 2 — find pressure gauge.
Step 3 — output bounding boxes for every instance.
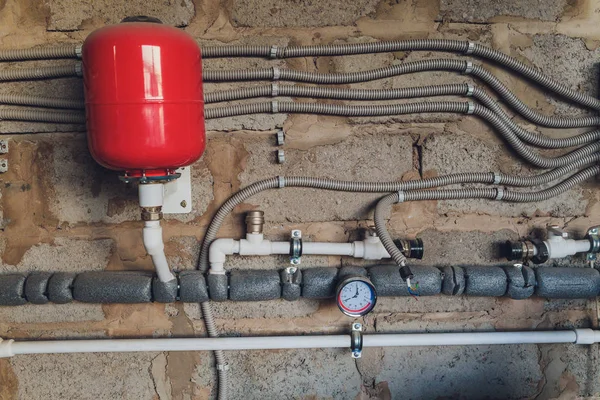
[336,276,377,317]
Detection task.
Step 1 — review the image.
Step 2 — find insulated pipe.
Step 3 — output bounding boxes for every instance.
[201,39,600,111]
[208,235,390,274]
[0,329,598,357]
[202,59,600,127]
[0,44,81,61]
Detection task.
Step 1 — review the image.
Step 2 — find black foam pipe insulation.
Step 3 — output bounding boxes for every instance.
[0,266,597,306]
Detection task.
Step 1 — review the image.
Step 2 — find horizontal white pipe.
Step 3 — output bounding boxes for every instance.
[545,238,591,259]
[1,329,597,358]
[209,234,391,274]
[363,331,579,347]
[303,242,354,256]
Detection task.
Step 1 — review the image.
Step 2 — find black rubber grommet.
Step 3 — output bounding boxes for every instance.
[531,239,549,264]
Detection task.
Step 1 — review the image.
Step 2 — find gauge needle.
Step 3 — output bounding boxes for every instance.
[353,286,359,298]
[343,297,352,302]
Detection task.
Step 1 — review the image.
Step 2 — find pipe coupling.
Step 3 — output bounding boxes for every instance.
[141,206,163,221]
[245,210,265,234]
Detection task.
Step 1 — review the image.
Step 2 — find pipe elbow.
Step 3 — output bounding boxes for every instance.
[0,338,14,358]
[209,238,239,274]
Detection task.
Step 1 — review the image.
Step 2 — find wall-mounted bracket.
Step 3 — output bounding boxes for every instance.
[163,166,192,214]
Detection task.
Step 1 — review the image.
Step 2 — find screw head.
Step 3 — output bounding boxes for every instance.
[353,323,362,330]
[352,351,361,358]
[180,200,187,208]
[290,257,300,265]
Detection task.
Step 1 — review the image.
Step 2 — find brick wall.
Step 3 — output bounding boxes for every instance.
[0,0,599,398]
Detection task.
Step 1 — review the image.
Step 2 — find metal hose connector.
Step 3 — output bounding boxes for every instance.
[0,94,84,110]
[203,83,600,149]
[0,64,80,82]
[201,39,600,110]
[203,60,600,127]
[374,166,600,270]
[0,108,85,124]
[0,44,80,61]
[197,164,597,271]
[205,99,600,168]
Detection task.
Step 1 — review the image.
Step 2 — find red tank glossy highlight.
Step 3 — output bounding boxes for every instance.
[82,22,205,172]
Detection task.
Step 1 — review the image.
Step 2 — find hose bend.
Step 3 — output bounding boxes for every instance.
[205,99,600,168]
[203,59,600,128]
[373,166,600,270]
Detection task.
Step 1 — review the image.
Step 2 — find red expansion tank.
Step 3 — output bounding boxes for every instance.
[82,19,205,176]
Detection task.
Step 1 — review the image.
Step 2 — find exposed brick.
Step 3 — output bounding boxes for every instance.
[45,134,212,224]
[11,353,158,398]
[202,37,291,132]
[378,345,542,399]
[231,0,379,27]
[46,0,195,31]
[193,349,361,399]
[513,34,600,117]
[0,60,84,134]
[421,127,588,217]
[238,127,414,223]
[439,0,568,23]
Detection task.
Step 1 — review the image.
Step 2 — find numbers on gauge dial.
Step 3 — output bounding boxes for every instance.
[338,280,374,314]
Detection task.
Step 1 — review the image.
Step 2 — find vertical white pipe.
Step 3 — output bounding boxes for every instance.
[143,220,175,282]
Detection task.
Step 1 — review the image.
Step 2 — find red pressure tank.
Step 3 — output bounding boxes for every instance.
[82,17,205,178]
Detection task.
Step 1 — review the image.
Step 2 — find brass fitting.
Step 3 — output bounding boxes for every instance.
[141,206,163,221]
[245,210,264,234]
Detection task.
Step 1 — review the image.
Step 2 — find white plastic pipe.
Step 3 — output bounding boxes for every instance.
[0,329,598,358]
[143,220,175,282]
[302,242,354,256]
[209,233,391,274]
[545,238,592,259]
[138,183,175,283]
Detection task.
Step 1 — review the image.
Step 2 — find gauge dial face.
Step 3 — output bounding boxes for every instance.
[337,279,376,317]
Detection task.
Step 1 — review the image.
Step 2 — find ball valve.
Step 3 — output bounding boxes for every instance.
[505,225,600,266]
[82,17,205,281]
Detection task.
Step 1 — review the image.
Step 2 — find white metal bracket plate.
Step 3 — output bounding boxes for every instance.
[163,166,192,214]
